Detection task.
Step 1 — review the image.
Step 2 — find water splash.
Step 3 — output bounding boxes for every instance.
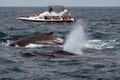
[0,40,11,47]
[63,20,86,54]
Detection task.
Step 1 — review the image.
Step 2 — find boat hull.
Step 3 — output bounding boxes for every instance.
[18,17,74,22]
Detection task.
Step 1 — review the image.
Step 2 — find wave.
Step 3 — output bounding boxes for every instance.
[0,32,7,38]
[90,32,108,39]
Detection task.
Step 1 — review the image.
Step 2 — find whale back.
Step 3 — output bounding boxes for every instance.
[22,50,75,57]
[9,32,56,47]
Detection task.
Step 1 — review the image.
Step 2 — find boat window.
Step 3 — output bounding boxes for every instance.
[44,16,51,19]
[44,16,61,20]
[39,17,43,19]
[44,16,48,19]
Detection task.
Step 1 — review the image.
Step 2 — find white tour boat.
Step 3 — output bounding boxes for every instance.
[18,6,75,22]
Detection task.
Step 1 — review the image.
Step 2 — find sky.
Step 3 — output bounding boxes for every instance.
[0,0,120,7]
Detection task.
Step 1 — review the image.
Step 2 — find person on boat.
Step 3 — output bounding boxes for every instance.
[63,16,71,21]
[26,12,39,17]
[38,6,53,17]
[48,6,59,17]
[26,12,31,17]
[48,6,54,13]
[32,13,39,17]
[58,6,68,16]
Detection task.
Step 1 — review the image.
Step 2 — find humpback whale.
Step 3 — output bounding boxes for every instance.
[9,32,75,56]
[22,50,75,57]
[9,32,64,47]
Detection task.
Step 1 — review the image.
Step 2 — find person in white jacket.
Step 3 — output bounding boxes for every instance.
[58,6,68,16]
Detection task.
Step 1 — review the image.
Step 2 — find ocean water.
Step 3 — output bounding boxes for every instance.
[0,7,120,80]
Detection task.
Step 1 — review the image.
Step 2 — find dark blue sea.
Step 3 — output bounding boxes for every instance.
[0,7,120,80]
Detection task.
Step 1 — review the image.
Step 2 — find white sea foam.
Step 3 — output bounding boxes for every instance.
[0,40,11,47]
[84,39,118,50]
[25,43,44,48]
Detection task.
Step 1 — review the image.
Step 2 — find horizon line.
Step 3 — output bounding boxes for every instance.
[0,6,120,7]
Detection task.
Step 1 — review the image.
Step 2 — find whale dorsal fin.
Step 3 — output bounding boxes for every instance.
[47,32,53,35]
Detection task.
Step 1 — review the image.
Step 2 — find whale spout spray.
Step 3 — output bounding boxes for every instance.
[63,20,86,54]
